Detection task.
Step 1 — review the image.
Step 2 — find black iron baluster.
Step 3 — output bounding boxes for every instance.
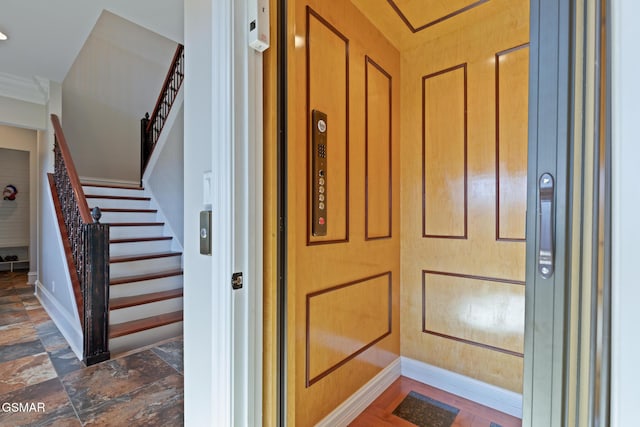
[52,135,110,366]
[140,44,185,175]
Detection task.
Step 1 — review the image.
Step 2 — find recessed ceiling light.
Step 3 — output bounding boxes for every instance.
[0,32,7,41]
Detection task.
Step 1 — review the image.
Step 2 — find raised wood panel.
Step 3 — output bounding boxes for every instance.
[307,7,349,245]
[422,64,467,239]
[496,44,529,241]
[306,272,392,386]
[387,0,490,33]
[365,56,393,240]
[422,271,525,356]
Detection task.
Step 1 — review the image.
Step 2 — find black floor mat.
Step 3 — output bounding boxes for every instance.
[391,390,459,427]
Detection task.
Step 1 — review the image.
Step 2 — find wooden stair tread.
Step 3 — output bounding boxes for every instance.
[109,310,183,338]
[110,269,183,286]
[107,222,164,227]
[86,194,151,201]
[82,183,144,190]
[100,208,157,213]
[110,236,172,244]
[111,288,183,310]
[110,251,182,263]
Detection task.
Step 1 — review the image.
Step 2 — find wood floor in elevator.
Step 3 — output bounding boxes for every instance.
[350,376,521,427]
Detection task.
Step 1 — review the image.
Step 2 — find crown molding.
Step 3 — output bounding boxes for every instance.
[0,72,49,105]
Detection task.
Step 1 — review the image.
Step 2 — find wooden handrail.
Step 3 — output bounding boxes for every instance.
[50,113,110,365]
[50,114,93,224]
[146,44,184,134]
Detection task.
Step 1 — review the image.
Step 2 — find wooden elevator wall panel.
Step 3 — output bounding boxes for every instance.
[400,0,529,393]
[422,271,525,356]
[496,44,530,241]
[306,272,392,385]
[365,57,393,240]
[307,9,349,244]
[288,0,401,425]
[422,64,467,238]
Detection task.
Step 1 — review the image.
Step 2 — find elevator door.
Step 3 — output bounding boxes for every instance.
[286,1,401,425]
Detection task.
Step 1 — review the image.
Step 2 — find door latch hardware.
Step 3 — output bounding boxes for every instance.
[200,210,212,255]
[538,173,554,279]
[231,272,243,290]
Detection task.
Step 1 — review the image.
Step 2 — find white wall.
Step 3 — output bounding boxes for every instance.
[37,82,84,358]
[62,11,177,184]
[611,0,640,426]
[146,106,184,246]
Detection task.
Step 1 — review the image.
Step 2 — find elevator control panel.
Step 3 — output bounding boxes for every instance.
[311,110,327,236]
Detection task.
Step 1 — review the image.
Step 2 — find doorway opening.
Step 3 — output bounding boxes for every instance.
[0,125,38,284]
[263,0,611,425]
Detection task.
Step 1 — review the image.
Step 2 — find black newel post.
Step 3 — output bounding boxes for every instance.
[82,209,110,366]
[140,112,150,183]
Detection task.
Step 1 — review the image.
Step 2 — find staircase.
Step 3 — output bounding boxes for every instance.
[82,182,183,355]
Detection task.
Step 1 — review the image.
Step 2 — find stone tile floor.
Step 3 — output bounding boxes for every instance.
[0,271,184,426]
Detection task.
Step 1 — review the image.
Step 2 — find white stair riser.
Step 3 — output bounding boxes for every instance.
[110,256,182,278]
[86,197,150,210]
[110,275,183,299]
[109,321,183,355]
[110,297,184,324]
[109,225,165,239]
[99,211,158,223]
[109,240,172,257]
[82,186,146,198]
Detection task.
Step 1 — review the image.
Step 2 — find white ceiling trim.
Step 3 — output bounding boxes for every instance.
[0,72,48,105]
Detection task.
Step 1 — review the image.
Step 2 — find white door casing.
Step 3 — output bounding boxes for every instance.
[183,0,263,425]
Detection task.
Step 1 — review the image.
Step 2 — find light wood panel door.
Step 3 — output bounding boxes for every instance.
[400,0,530,393]
[286,1,401,425]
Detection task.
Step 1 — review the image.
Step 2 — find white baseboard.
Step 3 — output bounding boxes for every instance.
[79,176,140,188]
[35,280,83,360]
[400,356,523,418]
[316,357,401,427]
[27,271,37,285]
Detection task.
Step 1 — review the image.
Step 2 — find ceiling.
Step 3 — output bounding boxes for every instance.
[350,0,496,50]
[387,0,488,32]
[0,0,183,86]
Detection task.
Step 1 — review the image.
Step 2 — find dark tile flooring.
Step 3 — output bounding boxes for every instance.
[0,271,184,426]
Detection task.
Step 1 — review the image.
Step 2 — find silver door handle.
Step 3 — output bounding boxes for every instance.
[538,173,554,278]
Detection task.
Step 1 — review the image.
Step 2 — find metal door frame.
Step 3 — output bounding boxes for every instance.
[523,0,612,425]
[522,0,573,425]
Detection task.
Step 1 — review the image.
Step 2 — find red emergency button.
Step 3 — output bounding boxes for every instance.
[319,217,325,225]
